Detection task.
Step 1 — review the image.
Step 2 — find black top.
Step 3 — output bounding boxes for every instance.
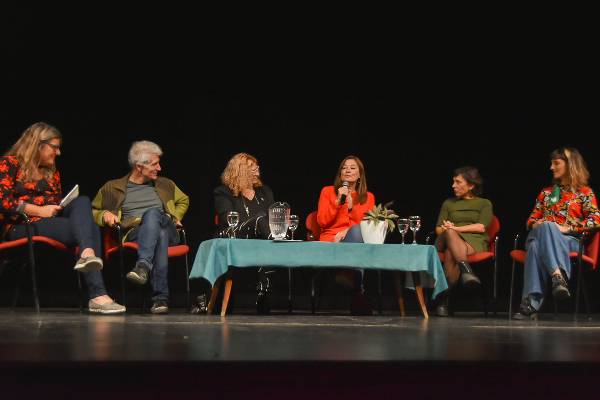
[213,184,275,239]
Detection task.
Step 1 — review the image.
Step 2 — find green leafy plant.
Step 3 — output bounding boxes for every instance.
[362,203,399,233]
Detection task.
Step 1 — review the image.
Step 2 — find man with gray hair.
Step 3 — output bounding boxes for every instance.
[92,140,189,314]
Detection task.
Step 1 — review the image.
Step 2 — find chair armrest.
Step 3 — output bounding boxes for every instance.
[512,232,527,251]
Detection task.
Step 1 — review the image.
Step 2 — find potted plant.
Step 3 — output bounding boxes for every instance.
[360,203,399,244]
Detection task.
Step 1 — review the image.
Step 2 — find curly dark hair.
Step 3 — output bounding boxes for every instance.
[453,166,483,196]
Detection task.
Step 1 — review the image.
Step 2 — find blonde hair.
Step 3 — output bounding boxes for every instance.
[221,153,263,196]
[551,147,589,190]
[5,122,62,182]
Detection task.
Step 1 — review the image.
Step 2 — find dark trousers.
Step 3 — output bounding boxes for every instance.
[127,208,179,301]
[8,196,107,299]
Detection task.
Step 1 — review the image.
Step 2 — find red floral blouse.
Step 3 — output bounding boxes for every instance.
[527,185,600,233]
[0,156,62,235]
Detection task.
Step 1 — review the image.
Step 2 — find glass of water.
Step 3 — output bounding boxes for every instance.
[409,216,421,244]
[288,214,299,240]
[226,211,239,238]
[397,218,409,244]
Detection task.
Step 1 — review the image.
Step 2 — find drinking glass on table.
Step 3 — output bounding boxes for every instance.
[226,211,240,238]
[409,215,421,244]
[288,214,299,240]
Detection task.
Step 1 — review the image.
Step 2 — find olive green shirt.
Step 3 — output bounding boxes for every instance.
[435,197,493,253]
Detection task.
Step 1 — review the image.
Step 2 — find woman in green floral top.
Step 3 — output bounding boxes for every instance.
[514,147,600,319]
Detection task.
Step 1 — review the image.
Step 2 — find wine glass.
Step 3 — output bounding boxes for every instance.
[226,211,240,238]
[409,215,421,244]
[288,214,299,240]
[397,218,409,244]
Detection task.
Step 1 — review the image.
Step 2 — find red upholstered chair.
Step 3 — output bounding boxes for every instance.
[426,215,500,316]
[508,229,599,320]
[305,211,321,241]
[0,211,82,312]
[102,224,191,310]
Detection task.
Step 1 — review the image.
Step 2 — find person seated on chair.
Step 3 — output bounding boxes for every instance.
[433,166,493,317]
[513,147,600,320]
[0,122,125,314]
[214,152,275,314]
[317,155,375,314]
[91,140,189,315]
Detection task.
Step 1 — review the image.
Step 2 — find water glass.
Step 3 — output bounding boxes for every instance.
[226,211,239,238]
[397,218,409,244]
[288,214,299,240]
[409,215,421,244]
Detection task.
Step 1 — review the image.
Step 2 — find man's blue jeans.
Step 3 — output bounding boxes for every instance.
[127,208,179,301]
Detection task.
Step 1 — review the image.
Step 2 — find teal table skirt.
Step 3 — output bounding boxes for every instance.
[190,239,448,299]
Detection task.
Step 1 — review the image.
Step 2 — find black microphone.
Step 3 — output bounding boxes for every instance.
[340,181,349,205]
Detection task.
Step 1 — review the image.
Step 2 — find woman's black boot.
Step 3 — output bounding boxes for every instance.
[457,261,481,287]
[436,292,450,317]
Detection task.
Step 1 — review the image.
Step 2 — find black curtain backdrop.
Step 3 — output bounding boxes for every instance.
[1,5,597,310]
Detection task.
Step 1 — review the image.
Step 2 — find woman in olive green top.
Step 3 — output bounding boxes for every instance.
[434,166,493,316]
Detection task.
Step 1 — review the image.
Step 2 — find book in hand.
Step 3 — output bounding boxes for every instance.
[59,184,79,207]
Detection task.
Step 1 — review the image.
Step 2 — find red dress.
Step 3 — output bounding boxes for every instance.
[317,185,375,242]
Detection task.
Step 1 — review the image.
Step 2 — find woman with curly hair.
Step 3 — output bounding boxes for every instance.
[213,153,275,313]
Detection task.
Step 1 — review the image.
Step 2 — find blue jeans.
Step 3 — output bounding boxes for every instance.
[126,208,179,301]
[341,224,365,293]
[522,222,579,310]
[8,196,107,299]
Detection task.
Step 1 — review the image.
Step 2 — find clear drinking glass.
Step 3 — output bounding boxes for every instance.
[226,211,240,238]
[409,215,421,244]
[288,214,299,240]
[397,218,409,244]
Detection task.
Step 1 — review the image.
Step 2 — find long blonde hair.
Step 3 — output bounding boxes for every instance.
[551,147,589,190]
[5,122,62,182]
[221,152,263,196]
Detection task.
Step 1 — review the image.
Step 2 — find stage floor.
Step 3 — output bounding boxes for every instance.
[3,309,600,397]
[2,309,600,363]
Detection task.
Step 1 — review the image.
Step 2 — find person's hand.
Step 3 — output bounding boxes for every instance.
[556,223,571,234]
[38,205,62,218]
[337,185,349,205]
[531,220,544,229]
[334,228,349,242]
[442,220,455,230]
[174,219,183,229]
[103,211,119,227]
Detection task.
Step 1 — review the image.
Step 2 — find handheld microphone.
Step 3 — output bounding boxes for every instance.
[340,181,349,205]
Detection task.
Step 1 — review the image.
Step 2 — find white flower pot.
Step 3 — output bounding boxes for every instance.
[360,220,387,244]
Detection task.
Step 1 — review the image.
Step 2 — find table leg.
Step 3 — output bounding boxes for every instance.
[220,278,233,317]
[207,276,221,314]
[412,271,429,319]
[393,271,406,317]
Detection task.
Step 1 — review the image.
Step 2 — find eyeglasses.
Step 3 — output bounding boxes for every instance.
[41,141,61,151]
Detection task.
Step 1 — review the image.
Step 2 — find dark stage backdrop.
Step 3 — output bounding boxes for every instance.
[1,6,597,310]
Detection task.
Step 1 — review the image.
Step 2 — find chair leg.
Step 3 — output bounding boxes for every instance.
[26,238,40,313]
[77,271,84,313]
[412,272,429,319]
[184,253,191,310]
[581,274,592,320]
[393,272,406,317]
[574,260,584,320]
[118,245,127,307]
[220,278,233,317]
[288,267,293,314]
[311,270,319,314]
[508,259,516,320]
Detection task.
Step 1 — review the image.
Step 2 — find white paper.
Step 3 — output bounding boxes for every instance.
[59,184,79,207]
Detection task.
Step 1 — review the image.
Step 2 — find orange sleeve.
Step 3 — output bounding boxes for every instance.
[317,186,347,229]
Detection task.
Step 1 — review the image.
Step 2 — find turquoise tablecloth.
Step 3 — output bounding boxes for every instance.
[190,239,448,298]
